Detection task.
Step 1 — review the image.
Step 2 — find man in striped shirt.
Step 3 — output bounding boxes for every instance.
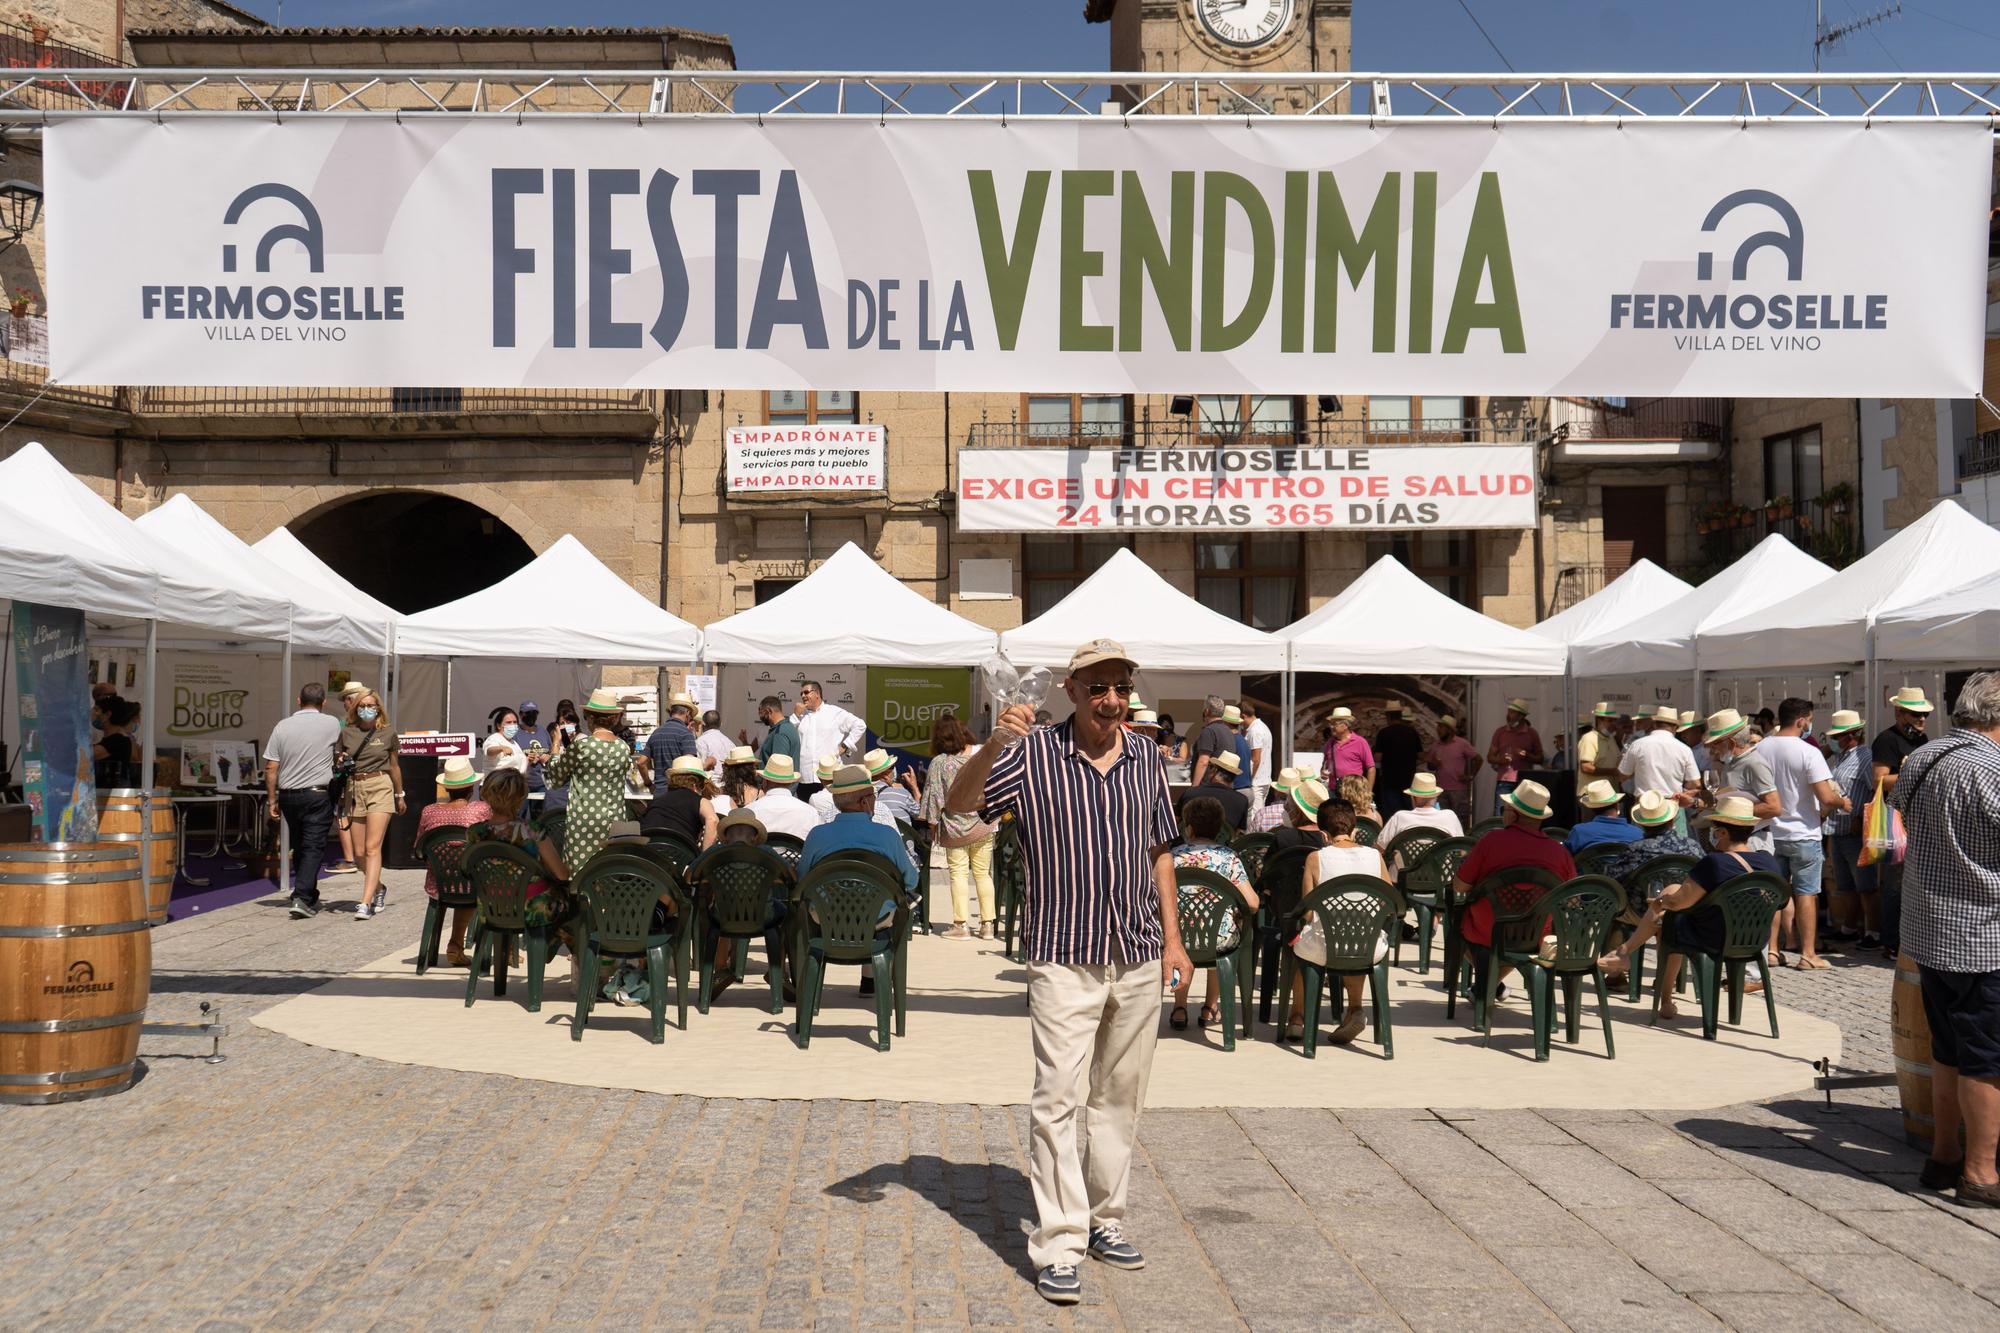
[948,638,1189,1306]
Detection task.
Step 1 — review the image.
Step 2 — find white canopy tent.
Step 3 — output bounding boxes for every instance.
[1701,499,2000,710]
[251,525,401,630]
[707,541,995,666]
[1283,556,1567,676]
[1000,547,1279,671]
[1874,568,2000,663]
[137,495,388,657]
[0,499,158,622]
[1531,559,1696,647]
[1568,534,1835,684]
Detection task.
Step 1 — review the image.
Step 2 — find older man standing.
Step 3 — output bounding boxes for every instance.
[1373,703,1424,819]
[1188,696,1234,790]
[1889,672,2000,1208]
[1700,709,1782,852]
[1485,698,1544,818]
[644,692,698,796]
[1619,705,1701,833]
[948,639,1190,1305]
[1872,686,1937,959]
[1321,707,1376,788]
[1424,714,1482,825]
[794,680,867,800]
[1576,701,1624,786]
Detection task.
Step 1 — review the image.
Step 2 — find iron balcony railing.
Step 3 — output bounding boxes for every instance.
[1549,396,1729,443]
[0,20,132,111]
[1960,428,2000,481]
[964,414,1538,450]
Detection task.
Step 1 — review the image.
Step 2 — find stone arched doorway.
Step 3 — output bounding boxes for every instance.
[293,491,535,614]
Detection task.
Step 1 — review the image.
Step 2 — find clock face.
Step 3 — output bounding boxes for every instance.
[1191,0,1297,50]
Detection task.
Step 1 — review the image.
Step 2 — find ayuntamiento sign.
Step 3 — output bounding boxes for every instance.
[956,444,1536,532]
[45,118,1989,395]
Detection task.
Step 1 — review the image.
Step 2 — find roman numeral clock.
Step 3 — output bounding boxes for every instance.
[1186,0,1304,63]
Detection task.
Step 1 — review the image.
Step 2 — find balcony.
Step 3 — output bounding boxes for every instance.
[1698,494,1860,570]
[1549,396,1729,465]
[1543,562,1705,619]
[1961,428,2000,482]
[0,21,133,111]
[128,385,661,439]
[964,413,1537,450]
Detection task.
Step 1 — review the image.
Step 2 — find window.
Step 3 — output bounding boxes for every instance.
[1366,395,1467,442]
[1194,395,1297,440]
[1024,394,1128,444]
[1023,535,1123,619]
[1763,426,1822,504]
[392,387,463,413]
[1195,534,1302,629]
[1366,532,1478,606]
[753,578,801,603]
[766,390,857,424]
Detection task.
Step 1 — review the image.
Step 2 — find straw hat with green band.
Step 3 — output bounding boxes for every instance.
[815,753,842,782]
[1697,794,1760,828]
[1592,700,1620,719]
[1502,779,1553,820]
[1630,789,1677,826]
[863,748,896,778]
[1404,772,1443,799]
[1824,709,1865,737]
[1270,766,1301,795]
[828,763,874,795]
[1703,708,1749,744]
[582,686,624,714]
[437,756,479,788]
[1891,685,1934,715]
[1577,779,1622,809]
[759,754,801,785]
[1291,778,1328,819]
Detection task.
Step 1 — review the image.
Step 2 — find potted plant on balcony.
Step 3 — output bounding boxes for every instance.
[1765,494,1794,521]
[1814,481,1854,517]
[5,286,31,318]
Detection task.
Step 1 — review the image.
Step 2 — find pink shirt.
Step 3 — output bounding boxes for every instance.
[1322,733,1376,779]
[1426,736,1481,791]
[1487,722,1544,783]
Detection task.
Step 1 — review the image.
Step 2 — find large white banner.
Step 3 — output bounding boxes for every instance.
[46,118,1989,395]
[957,444,1536,531]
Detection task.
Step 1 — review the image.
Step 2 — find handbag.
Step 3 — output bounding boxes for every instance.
[1857,777,1902,866]
[327,743,355,813]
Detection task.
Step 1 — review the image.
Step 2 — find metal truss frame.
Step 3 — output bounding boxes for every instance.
[0,69,1995,125]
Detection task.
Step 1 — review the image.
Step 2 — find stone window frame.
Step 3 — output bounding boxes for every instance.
[1019,393,1133,446]
[1022,533,1126,620]
[1366,531,1480,608]
[1363,394,1472,443]
[1761,424,1823,508]
[764,390,859,424]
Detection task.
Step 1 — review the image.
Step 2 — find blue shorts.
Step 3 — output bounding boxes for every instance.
[1772,837,1825,897]
[1827,833,1877,895]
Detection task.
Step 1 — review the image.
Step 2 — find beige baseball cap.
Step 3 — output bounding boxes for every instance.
[1067,638,1135,674]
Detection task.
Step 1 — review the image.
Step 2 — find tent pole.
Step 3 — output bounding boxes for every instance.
[386,621,399,727]
[278,637,293,897]
[1282,642,1295,772]
[1865,624,1879,736]
[444,657,453,737]
[139,618,157,915]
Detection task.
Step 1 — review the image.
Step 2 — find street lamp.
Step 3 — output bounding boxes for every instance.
[0,181,43,252]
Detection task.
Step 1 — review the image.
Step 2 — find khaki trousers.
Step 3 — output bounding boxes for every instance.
[1025,956,1163,1271]
[945,834,995,926]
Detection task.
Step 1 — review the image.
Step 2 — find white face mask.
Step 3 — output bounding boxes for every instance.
[502,724,518,740]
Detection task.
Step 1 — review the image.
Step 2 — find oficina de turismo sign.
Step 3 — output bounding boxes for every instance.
[46,117,1987,397]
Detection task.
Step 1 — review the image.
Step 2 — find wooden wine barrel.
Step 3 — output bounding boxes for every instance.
[99,789,177,924]
[0,842,151,1105]
[1891,952,1934,1150]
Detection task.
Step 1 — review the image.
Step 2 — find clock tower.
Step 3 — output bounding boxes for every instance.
[1086,0,1351,80]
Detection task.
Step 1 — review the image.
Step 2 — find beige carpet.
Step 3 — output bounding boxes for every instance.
[251,931,1839,1110]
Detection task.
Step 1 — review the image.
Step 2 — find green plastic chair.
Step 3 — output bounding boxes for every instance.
[1396,835,1474,975]
[1655,871,1788,1040]
[1276,874,1406,1059]
[535,806,568,863]
[1253,844,1317,1023]
[763,832,805,877]
[1231,832,1277,888]
[461,839,565,1012]
[1616,854,1699,1002]
[814,847,917,1023]
[643,829,698,878]
[1572,842,1629,877]
[1510,875,1627,1060]
[414,826,475,975]
[1172,866,1257,1050]
[795,862,905,1051]
[1448,864,1565,1027]
[991,817,1028,963]
[1543,825,1571,844]
[569,851,689,1043]
[1381,827,1446,967]
[688,844,794,1015]
[1468,817,1504,839]
[1352,817,1383,848]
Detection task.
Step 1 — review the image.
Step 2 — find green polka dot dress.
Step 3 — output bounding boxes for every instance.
[547,734,630,866]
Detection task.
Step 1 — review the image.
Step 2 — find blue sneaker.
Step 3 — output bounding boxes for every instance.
[1035,1263,1081,1305]
[1088,1223,1145,1270]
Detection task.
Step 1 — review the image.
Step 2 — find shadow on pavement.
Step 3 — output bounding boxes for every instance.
[825,1154,1037,1277]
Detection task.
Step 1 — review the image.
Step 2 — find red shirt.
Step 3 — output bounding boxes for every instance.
[1487,722,1544,783]
[1455,823,1575,946]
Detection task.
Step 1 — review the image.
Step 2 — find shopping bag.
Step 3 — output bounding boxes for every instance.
[1858,778,1905,867]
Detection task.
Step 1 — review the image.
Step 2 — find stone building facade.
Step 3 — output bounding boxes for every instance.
[0,0,1733,651]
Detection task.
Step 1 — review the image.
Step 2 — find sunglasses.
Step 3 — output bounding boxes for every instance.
[1083,681,1137,699]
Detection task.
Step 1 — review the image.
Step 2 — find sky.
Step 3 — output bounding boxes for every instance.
[238,1,2000,75]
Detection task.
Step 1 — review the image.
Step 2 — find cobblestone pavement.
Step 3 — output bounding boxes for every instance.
[4,870,1998,1331]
